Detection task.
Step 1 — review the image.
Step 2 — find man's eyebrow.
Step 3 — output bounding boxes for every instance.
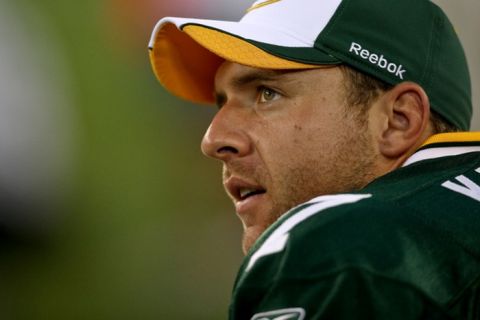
[229,69,293,88]
[213,69,305,108]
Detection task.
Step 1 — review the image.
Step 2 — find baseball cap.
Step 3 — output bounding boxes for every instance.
[148,0,472,130]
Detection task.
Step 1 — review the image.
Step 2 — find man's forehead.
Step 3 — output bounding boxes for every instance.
[215,62,286,87]
[213,62,329,92]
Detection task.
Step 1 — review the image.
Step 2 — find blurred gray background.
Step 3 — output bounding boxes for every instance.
[0,0,478,319]
[435,0,480,128]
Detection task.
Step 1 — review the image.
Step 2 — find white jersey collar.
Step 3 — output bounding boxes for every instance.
[402,132,480,167]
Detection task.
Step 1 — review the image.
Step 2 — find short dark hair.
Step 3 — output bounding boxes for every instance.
[339,65,460,133]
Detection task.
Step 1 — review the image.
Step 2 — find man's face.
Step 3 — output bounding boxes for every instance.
[201,62,378,253]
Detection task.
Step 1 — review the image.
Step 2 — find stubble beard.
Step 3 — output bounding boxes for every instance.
[240,124,378,254]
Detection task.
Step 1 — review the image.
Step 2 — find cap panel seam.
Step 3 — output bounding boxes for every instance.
[311,0,363,68]
[313,0,398,86]
[315,0,350,41]
[420,5,440,94]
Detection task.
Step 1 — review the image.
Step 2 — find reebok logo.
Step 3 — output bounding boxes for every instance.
[250,308,305,320]
[251,308,305,320]
[349,42,406,80]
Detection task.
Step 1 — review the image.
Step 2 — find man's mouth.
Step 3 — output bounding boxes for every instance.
[224,176,270,222]
[224,177,267,203]
[239,188,266,200]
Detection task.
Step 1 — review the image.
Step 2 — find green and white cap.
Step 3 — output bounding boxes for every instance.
[149,0,472,130]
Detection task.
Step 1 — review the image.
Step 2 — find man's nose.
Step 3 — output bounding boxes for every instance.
[201,107,251,162]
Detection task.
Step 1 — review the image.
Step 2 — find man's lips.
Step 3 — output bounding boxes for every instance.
[224,177,267,207]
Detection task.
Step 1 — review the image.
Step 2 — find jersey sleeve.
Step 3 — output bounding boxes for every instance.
[231,267,452,319]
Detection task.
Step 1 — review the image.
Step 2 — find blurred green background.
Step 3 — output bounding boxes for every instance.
[0,0,478,319]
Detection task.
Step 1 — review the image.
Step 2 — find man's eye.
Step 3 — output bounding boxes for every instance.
[258,87,279,103]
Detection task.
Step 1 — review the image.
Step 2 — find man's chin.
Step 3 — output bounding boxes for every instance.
[241,225,268,254]
[240,204,296,254]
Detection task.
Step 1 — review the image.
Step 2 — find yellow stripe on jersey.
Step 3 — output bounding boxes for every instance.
[422,132,480,147]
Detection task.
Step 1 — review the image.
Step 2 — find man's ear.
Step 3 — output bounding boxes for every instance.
[378,82,431,159]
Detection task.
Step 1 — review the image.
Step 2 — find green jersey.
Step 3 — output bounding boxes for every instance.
[229,132,480,320]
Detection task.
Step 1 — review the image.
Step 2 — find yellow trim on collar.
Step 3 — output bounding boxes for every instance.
[247,0,282,13]
[422,132,480,147]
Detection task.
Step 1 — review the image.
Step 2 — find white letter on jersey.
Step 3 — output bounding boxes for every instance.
[246,194,372,272]
[442,174,480,202]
